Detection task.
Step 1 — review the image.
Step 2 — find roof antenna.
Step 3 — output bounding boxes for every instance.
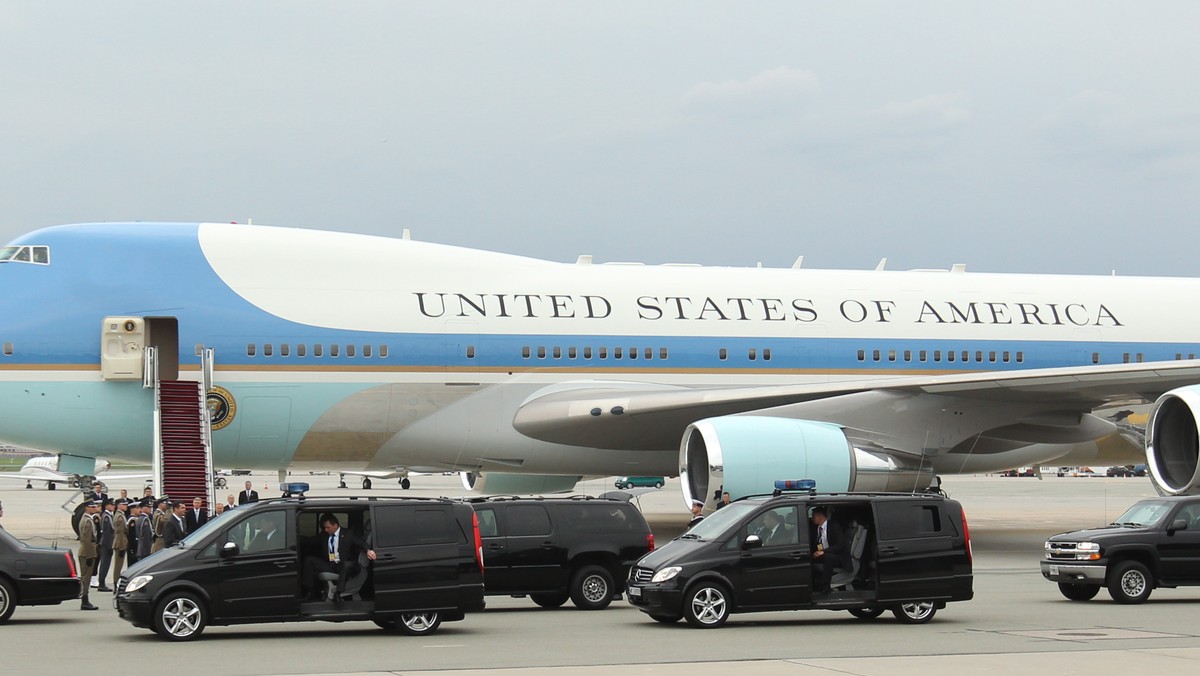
[791,256,804,269]
[402,229,411,240]
[875,257,887,271]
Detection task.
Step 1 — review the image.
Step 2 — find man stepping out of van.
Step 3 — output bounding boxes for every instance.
[302,514,376,604]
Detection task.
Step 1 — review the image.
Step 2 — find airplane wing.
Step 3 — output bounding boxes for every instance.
[0,469,151,486]
[513,360,1200,451]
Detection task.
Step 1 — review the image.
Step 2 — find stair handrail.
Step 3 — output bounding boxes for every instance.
[146,346,162,497]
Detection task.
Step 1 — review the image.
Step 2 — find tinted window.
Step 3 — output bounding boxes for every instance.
[375,505,463,547]
[476,508,499,537]
[560,503,640,532]
[876,503,942,538]
[505,505,551,536]
[236,510,288,553]
[744,505,799,547]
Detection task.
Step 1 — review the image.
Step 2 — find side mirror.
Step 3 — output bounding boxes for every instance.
[742,534,763,550]
[1170,519,1188,532]
[220,541,240,558]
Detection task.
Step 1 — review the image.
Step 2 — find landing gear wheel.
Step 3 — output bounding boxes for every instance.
[49,482,58,490]
[362,477,372,490]
[153,592,207,641]
[531,592,569,608]
[892,601,937,624]
[649,613,681,624]
[0,578,16,624]
[396,611,441,635]
[1058,582,1100,601]
[683,582,731,628]
[570,565,614,610]
[654,481,663,489]
[1108,561,1152,604]
[400,478,411,490]
[848,607,884,620]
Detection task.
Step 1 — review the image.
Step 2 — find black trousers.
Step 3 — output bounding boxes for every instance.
[97,546,113,585]
[812,556,832,592]
[302,556,361,597]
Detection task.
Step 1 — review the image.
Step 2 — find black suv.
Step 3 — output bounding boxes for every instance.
[115,494,485,640]
[466,496,654,610]
[1041,496,1200,604]
[627,491,973,627]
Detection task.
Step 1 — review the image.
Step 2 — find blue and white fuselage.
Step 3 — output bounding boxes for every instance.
[3,222,1200,500]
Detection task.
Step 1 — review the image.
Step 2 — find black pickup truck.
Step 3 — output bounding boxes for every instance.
[1041,496,1200,604]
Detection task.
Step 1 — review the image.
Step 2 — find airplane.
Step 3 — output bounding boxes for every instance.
[0,455,150,490]
[1,221,1200,514]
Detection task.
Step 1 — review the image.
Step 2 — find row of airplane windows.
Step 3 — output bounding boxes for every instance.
[517,346,777,361]
[239,344,391,359]
[858,348,1027,364]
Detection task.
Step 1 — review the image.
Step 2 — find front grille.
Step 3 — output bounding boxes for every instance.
[1046,542,1081,560]
[631,567,653,583]
[115,578,128,595]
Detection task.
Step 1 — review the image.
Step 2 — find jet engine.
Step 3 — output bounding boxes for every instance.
[680,416,934,509]
[1147,385,1200,495]
[460,471,581,495]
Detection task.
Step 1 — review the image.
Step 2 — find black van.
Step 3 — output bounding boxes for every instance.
[626,491,973,627]
[467,496,654,610]
[115,494,485,640]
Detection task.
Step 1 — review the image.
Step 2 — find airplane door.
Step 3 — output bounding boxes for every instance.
[145,317,179,380]
[235,396,293,468]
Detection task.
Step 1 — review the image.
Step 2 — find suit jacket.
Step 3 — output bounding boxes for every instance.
[78,514,98,559]
[113,511,128,551]
[162,515,187,547]
[238,489,259,505]
[814,520,852,569]
[248,528,282,552]
[99,511,116,549]
[185,508,209,532]
[327,528,370,568]
[136,515,154,558]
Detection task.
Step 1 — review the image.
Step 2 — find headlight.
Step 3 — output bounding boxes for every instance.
[125,575,154,593]
[651,566,682,583]
[1075,542,1101,560]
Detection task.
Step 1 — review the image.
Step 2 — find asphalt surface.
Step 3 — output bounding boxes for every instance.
[4,472,1197,676]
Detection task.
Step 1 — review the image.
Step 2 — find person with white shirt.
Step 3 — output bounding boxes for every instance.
[810,506,850,594]
[301,514,376,603]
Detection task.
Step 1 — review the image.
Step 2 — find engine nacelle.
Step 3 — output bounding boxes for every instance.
[459,471,581,495]
[680,416,934,510]
[1147,385,1200,495]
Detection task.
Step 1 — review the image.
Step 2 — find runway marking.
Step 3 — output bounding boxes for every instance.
[422,644,466,648]
[999,628,1189,641]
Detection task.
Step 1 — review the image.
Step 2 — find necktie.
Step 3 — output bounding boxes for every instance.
[329,534,336,561]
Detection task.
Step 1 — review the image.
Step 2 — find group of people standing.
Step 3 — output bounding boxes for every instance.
[75,480,261,610]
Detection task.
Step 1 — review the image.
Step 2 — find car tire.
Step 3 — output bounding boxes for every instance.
[373,618,398,632]
[396,611,441,635]
[153,592,207,641]
[531,592,570,609]
[847,607,884,620]
[570,565,614,610]
[1108,561,1153,604]
[0,578,16,624]
[654,481,663,489]
[891,601,937,624]
[1058,582,1101,601]
[683,581,731,628]
[649,613,681,624]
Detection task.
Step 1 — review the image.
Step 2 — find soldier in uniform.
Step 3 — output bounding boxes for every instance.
[77,501,100,610]
[111,500,129,587]
[136,500,154,560]
[125,501,140,566]
[96,500,116,592]
[150,498,168,554]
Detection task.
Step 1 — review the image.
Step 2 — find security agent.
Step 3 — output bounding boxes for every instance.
[302,514,376,604]
[76,501,101,610]
[810,506,850,594]
[161,501,188,548]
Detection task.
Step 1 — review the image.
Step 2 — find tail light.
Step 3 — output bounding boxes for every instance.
[646,532,655,552]
[471,511,484,575]
[961,508,972,564]
[65,551,78,578]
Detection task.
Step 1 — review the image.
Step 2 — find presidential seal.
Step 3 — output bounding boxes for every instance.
[206,385,237,430]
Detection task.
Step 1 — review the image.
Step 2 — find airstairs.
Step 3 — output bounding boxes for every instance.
[145,347,215,507]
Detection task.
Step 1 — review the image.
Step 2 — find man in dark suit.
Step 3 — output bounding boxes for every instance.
[87,482,109,503]
[238,481,259,505]
[162,501,188,548]
[185,496,209,532]
[810,506,850,594]
[302,514,376,603]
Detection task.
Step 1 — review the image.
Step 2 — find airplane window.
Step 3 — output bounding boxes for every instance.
[748,348,756,361]
[629,347,637,360]
[2,343,12,356]
[522,346,530,359]
[280,344,290,357]
[1137,353,1144,363]
[379,345,388,358]
[857,350,865,362]
[888,350,896,362]
[568,347,576,359]
[13,248,30,262]
[988,351,996,363]
[194,344,204,357]
[553,347,561,359]
[644,347,653,360]
[0,246,18,261]
[961,351,969,362]
[599,347,608,359]
[934,350,941,362]
[1175,353,1182,361]
[246,344,256,357]
[660,348,668,360]
[297,344,307,357]
[1122,352,1130,363]
[584,347,593,359]
[313,344,323,357]
[1016,351,1024,363]
[614,347,623,359]
[1190,353,1196,360]
[763,348,771,361]
[32,246,49,264]
[263,344,273,357]
[330,344,340,358]
[903,350,911,362]
[346,344,356,358]
[363,344,372,358]
[919,350,927,362]
[719,348,727,361]
[947,350,955,362]
[872,349,880,362]
[466,346,475,359]
[975,351,982,362]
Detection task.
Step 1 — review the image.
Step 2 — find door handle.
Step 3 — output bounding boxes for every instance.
[789,551,810,560]
[273,561,290,568]
[486,543,505,550]
[879,546,899,557]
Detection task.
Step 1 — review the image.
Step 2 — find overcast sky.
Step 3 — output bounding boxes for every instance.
[2,2,1198,275]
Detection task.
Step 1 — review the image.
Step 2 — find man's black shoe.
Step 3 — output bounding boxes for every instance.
[81,602,99,611]
[97,586,113,592]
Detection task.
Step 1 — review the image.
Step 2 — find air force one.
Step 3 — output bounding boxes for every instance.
[1,221,1199,509]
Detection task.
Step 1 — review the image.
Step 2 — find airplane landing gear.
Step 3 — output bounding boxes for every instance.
[362,477,372,490]
[47,482,56,491]
[338,474,347,489]
[400,478,411,490]
[25,481,32,490]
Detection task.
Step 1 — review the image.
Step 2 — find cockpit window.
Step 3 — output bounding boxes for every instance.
[0,245,50,265]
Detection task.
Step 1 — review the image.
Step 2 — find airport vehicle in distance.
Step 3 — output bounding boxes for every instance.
[626,486,973,628]
[115,489,485,640]
[1042,496,1200,604]
[467,496,654,610]
[614,476,665,489]
[0,527,80,623]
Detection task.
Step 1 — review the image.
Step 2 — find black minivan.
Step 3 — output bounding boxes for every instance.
[115,494,485,640]
[626,491,973,627]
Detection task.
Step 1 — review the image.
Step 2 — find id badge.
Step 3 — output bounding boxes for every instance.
[328,552,336,562]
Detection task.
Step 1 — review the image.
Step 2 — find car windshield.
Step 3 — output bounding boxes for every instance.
[1111,500,1171,527]
[178,509,234,547]
[680,502,758,539]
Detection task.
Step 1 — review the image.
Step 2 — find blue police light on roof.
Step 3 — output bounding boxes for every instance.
[774,479,816,491]
[279,482,310,495]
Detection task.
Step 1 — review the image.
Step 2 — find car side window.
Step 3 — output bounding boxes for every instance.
[240,511,287,553]
[876,503,942,539]
[476,508,499,537]
[505,505,551,536]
